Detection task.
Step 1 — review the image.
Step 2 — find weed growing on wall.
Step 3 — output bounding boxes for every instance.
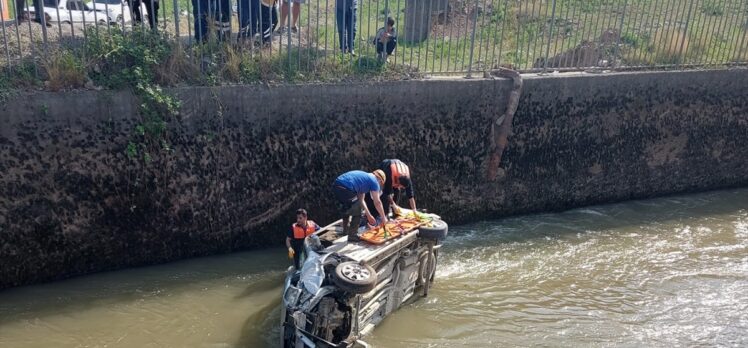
[83,27,180,163]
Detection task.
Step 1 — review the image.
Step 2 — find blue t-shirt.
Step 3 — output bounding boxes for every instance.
[335,170,380,194]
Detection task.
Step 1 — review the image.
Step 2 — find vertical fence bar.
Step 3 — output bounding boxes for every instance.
[729,0,748,64]
[641,0,661,66]
[323,0,328,63]
[495,0,509,68]
[737,0,748,63]
[286,0,291,76]
[514,0,522,68]
[715,0,737,66]
[635,0,651,66]
[696,0,716,66]
[416,0,428,72]
[541,0,556,73]
[436,0,447,72]
[443,0,454,71]
[671,0,691,66]
[523,0,535,70]
[466,0,478,77]
[483,0,500,70]
[706,0,725,66]
[173,0,180,38]
[676,0,695,68]
[557,0,571,69]
[427,0,436,72]
[14,3,23,70]
[613,0,629,70]
[652,0,673,67]
[427,0,440,73]
[407,0,415,69]
[723,0,742,64]
[54,2,63,39]
[569,0,588,70]
[473,0,489,73]
[1,7,10,72]
[550,0,564,69]
[393,0,401,65]
[22,0,38,77]
[163,0,168,32]
[689,0,708,65]
[673,0,690,66]
[708,0,727,66]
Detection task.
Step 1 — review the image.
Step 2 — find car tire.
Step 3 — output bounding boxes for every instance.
[418,219,448,240]
[332,261,377,294]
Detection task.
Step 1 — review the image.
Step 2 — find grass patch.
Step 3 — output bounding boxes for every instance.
[702,1,725,16]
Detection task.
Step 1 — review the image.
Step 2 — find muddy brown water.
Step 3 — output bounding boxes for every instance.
[1,189,747,347]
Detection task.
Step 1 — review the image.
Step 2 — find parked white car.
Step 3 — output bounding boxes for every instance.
[27,0,115,24]
[85,0,147,24]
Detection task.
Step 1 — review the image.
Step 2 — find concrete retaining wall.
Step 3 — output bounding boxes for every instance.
[1,69,747,289]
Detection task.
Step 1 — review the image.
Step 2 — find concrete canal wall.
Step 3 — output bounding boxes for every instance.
[1,69,747,289]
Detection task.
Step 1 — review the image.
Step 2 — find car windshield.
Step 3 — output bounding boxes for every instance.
[93,0,121,4]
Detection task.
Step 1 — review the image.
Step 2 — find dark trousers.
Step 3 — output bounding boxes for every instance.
[16,0,42,21]
[335,6,356,52]
[192,0,232,41]
[130,0,160,28]
[238,0,277,42]
[332,184,362,238]
[376,39,396,55]
[290,239,304,269]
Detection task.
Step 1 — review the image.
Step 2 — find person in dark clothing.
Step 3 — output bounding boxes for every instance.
[332,170,388,242]
[285,208,320,270]
[15,0,45,25]
[373,17,397,60]
[239,0,277,44]
[142,0,159,29]
[335,0,356,54]
[128,0,159,29]
[376,159,416,217]
[192,0,232,42]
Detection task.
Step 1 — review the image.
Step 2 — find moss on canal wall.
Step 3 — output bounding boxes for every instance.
[1,69,747,289]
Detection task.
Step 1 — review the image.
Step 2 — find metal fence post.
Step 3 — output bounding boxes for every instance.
[466,0,480,78]
[542,0,557,74]
[676,0,695,69]
[173,0,181,38]
[612,0,629,71]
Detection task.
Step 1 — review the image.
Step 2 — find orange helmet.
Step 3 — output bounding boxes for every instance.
[372,169,386,185]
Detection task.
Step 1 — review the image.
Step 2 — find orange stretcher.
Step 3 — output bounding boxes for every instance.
[359,217,427,245]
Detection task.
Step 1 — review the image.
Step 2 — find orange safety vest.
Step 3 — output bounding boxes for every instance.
[390,161,411,189]
[292,221,317,239]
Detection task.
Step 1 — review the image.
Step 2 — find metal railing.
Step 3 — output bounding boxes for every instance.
[1,0,747,80]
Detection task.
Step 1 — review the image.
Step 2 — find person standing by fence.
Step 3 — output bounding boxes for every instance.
[192,0,232,41]
[15,0,46,26]
[277,0,303,34]
[335,0,357,55]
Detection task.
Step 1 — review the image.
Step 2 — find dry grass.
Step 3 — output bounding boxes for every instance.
[155,41,202,86]
[43,50,87,91]
[651,29,690,64]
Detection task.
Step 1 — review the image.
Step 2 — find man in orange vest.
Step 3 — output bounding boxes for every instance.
[285,208,320,270]
[377,159,416,216]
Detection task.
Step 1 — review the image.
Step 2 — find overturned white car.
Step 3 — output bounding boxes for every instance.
[280,211,448,347]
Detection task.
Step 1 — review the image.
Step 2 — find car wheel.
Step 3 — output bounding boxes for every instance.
[332,261,377,294]
[418,219,448,240]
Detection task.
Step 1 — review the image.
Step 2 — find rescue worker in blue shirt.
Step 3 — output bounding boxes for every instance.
[367,159,416,219]
[285,208,320,270]
[331,170,388,242]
